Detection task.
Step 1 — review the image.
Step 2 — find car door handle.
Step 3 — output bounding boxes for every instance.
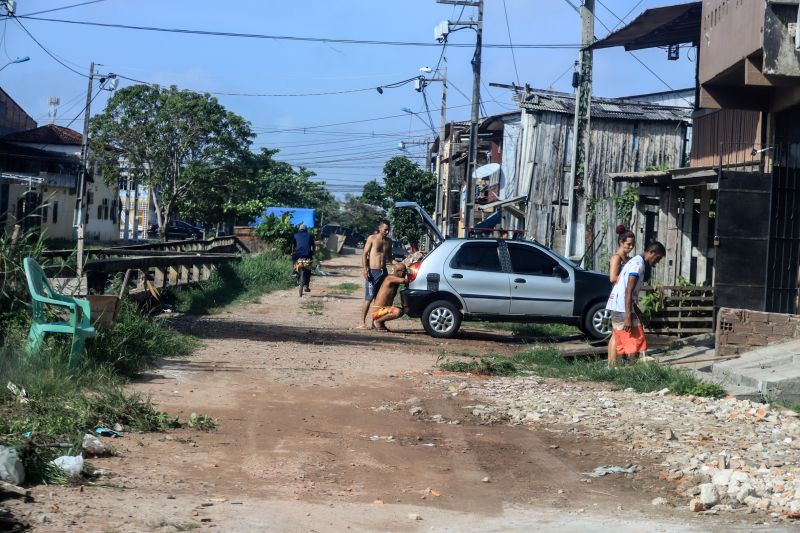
[451,273,463,279]
[514,278,526,283]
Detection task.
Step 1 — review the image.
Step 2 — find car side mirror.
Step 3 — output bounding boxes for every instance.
[553,265,569,279]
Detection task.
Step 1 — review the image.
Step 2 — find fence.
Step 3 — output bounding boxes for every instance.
[646,285,716,337]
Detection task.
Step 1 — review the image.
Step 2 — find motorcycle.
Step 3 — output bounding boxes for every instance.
[295,258,313,297]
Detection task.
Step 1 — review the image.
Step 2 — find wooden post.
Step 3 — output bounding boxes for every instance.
[681,187,695,282]
[153,267,165,289]
[696,188,711,285]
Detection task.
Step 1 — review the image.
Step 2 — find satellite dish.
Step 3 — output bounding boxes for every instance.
[473,163,501,180]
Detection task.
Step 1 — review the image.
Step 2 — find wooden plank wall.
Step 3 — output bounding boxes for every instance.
[690,109,762,168]
[517,109,687,268]
[635,184,717,286]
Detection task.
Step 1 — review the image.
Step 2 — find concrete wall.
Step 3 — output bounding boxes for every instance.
[716,307,800,357]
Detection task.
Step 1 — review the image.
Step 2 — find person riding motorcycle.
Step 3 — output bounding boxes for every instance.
[291,223,315,291]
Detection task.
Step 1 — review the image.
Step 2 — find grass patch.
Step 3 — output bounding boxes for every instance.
[0,339,191,484]
[329,282,359,295]
[483,322,580,339]
[173,251,293,314]
[87,300,199,376]
[301,300,324,316]
[437,346,726,398]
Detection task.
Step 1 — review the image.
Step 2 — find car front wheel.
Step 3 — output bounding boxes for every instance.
[582,301,612,340]
[421,300,462,338]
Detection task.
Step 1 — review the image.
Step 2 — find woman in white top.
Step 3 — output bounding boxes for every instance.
[607,226,635,365]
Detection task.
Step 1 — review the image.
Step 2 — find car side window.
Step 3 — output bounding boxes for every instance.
[450,242,501,272]
[508,244,558,276]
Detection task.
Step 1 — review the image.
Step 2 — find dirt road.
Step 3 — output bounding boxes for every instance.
[12,253,785,531]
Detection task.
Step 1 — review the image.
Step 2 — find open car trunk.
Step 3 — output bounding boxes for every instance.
[394,201,444,247]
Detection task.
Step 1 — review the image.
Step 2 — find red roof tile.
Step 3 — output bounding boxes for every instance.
[1,124,83,145]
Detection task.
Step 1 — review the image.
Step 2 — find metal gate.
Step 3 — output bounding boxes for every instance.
[714,171,772,311]
[766,146,800,314]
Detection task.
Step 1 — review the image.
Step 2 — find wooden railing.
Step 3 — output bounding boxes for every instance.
[42,236,250,259]
[646,285,715,336]
[86,253,240,298]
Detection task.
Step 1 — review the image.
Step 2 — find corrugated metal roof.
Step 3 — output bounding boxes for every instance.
[515,89,691,122]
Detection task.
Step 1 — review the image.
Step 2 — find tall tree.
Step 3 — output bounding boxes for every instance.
[382,156,436,247]
[361,179,389,209]
[90,84,254,240]
[338,194,386,236]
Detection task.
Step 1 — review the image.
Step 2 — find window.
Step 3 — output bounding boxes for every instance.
[41,205,48,223]
[53,202,58,223]
[97,205,103,219]
[87,192,94,205]
[450,242,501,272]
[508,244,558,276]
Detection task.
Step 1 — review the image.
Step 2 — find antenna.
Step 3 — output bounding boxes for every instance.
[48,96,60,124]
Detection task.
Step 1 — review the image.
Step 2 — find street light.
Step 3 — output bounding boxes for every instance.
[0,56,30,72]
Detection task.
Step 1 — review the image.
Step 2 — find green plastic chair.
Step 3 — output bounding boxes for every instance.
[23,257,95,368]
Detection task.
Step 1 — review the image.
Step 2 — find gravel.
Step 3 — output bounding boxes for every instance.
[434,375,800,519]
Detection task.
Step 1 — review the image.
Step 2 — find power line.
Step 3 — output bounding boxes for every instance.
[501,0,520,86]
[18,15,581,49]
[256,103,472,133]
[13,17,88,77]
[18,0,111,18]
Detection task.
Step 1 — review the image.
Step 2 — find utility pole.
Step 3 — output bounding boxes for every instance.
[436,66,448,236]
[565,0,594,260]
[75,61,95,278]
[435,0,482,236]
[75,63,117,277]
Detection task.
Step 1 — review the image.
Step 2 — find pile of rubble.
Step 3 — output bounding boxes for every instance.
[440,376,800,519]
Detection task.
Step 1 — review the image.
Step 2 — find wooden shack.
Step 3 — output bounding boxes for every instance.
[507,88,692,271]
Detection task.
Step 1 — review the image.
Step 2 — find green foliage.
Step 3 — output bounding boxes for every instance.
[254,213,296,254]
[361,179,389,209]
[87,300,198,376]
[0,339,184,484]
[329,282,359,295]
[243,149,338,228]
[173,251,293,314]
[437,346,726,398]
[611,186,639,225]
[90,84,254,238]
[300,300,324,315]
[381,156,436,247]
[337,195,386,236]
[639,289,663,320]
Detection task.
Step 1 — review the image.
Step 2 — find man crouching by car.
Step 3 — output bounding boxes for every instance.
[370,263,407,332]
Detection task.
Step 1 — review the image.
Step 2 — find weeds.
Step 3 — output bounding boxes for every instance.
[301,300,324,316]
[173,251,293,314]
[329,282,359,295]
[483,322,579,339]
[87,300,198,376]
[437,346,726,398]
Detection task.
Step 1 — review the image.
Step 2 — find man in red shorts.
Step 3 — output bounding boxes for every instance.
[605,241,665,365]
[370,263,407,332]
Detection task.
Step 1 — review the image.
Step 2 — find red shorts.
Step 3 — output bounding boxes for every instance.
[613,325,648,355]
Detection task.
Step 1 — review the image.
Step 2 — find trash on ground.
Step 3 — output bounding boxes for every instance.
[82,433,108,456]
[0,445,25,485]
[95,427,122,438]
[51,455,84,476]
[6,382,28,404]
[586,465,640,477]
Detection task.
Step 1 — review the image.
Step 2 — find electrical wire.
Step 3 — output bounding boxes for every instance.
[13,17,88,77]
[18,15,581,49]
[501,0,520,86]
[18,0,110,18]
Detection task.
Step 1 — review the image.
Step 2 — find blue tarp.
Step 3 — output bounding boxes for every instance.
[475,211,501,228]
[254,207,316,228]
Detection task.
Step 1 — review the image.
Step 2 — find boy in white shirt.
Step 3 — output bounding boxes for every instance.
[605,241,665,366]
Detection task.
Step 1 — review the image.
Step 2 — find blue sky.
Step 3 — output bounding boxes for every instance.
[0,0,696,195]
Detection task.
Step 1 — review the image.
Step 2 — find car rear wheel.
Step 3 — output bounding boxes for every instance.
[421,300,462,338]
[582,301,611,340]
